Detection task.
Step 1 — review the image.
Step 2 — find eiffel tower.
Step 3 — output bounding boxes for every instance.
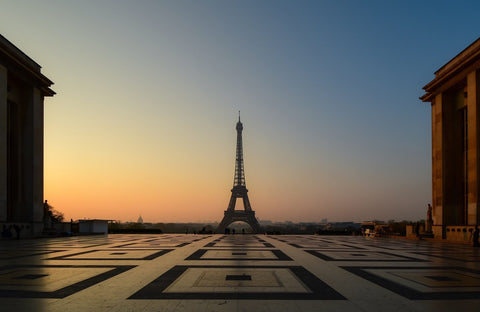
[216,113,262,234]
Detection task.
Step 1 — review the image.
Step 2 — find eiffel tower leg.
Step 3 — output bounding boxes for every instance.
[227,192,237,211]
[217,192,239,234]
[247,214,263,234]
[242,195,252,211]
[216,214,233,234]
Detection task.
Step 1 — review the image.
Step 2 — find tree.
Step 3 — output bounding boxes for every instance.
[45,202,64,222]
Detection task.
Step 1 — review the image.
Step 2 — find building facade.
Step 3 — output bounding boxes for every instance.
[421,38,480,241]
[0,35,54,237]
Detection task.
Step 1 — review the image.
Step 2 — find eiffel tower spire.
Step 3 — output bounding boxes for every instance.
[216,113,262,234]
[234,111,245,187]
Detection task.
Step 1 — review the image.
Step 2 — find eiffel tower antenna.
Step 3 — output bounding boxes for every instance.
[216,114,262,234]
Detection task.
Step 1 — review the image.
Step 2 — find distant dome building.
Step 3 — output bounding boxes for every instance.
[137,215,143,224]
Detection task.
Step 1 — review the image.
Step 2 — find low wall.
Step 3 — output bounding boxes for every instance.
[418,225,476,243]
[444,226,475,242]
[1,222,43,238]
[405,224,425,239]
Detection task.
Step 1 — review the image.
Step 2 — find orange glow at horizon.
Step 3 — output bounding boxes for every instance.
[15,1,436,224]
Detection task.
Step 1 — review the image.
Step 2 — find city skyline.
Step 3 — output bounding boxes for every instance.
[1,1,480,223]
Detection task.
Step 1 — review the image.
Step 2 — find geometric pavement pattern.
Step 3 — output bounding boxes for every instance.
[1,234,480,311]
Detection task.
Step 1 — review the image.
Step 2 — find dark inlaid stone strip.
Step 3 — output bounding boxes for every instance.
[14,274,48,280]
[305,250,427,262]
[129,265,345,300]
[0,250,66,260]
[185,249,292,261]
[226,274,251,281]
[341,266,480,300]
[47,249,173,261]
[0,265,135,298]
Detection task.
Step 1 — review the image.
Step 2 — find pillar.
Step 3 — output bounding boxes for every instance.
[467,70,480,225]
[0,65,6,222]
[18,86,44,225]
[432,93,443,227]
[32,87,44,223]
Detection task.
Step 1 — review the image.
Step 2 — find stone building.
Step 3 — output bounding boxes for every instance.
[0,35,55,237]
[421,38,480,241]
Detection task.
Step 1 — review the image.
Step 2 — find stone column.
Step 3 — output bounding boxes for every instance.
[19,86,33,222]
[0,65,6,222]
[19,87,44,225]
[32,87,44,224]
[467,70,480,225]
[14,86,45,235]
[432,93,444,227]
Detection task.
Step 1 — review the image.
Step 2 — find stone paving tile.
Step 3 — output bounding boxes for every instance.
[1,234,480,311]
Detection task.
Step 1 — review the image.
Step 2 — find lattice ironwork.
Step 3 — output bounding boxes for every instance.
[216,113,262,234]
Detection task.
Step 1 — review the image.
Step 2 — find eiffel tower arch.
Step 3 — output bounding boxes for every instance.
[216,113,262,234]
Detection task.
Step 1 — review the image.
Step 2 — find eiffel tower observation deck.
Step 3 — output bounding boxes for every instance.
[216,112,263,234]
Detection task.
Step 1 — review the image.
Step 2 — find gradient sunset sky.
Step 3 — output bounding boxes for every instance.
[2,1,480,223]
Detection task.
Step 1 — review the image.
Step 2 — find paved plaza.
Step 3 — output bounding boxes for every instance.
[0,234,479,311]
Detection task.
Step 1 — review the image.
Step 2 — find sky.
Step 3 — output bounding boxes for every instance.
[1,0,480,223]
